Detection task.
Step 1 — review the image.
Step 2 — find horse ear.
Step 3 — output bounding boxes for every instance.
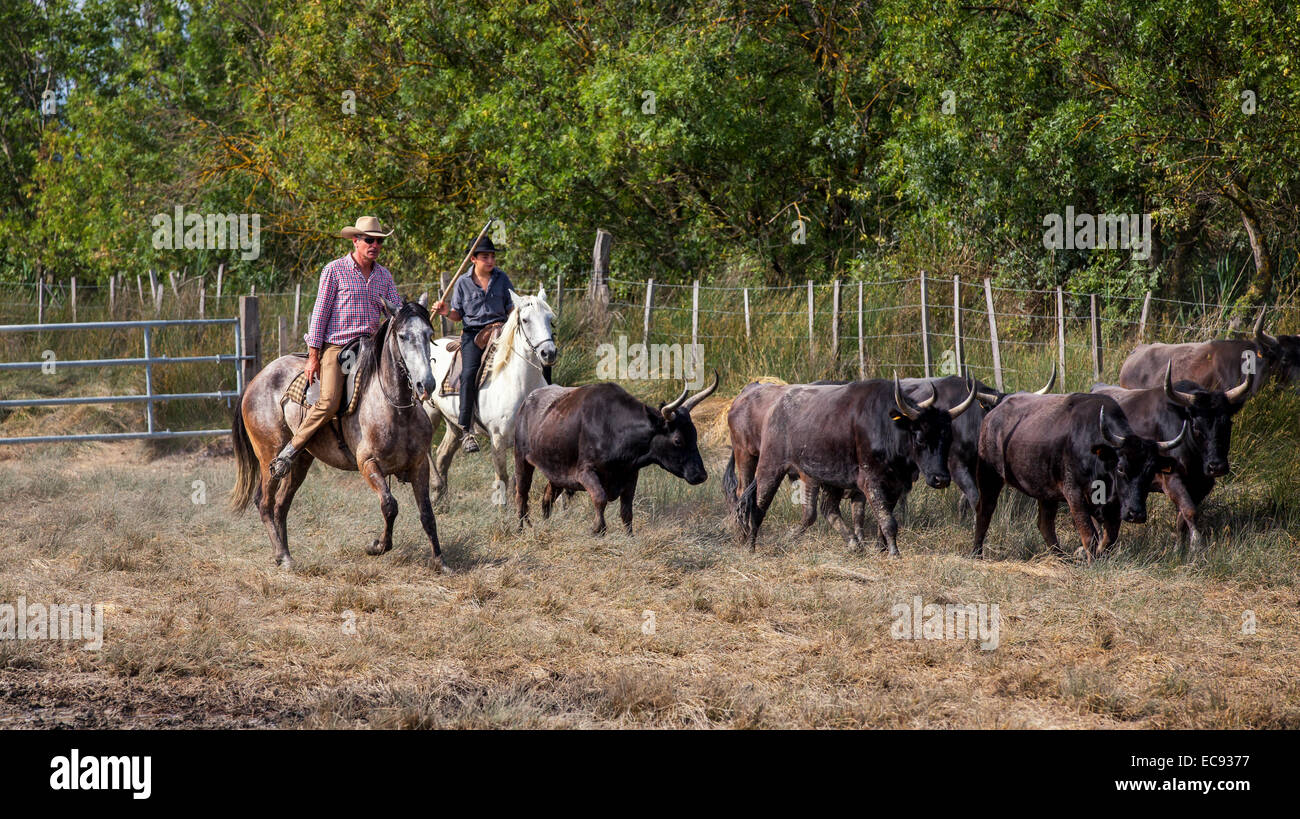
[382,297,400,316]
[418,291,428,307]
[509,288,521,308]
[538,285,548,303]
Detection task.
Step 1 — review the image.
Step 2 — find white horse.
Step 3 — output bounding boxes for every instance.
[423,287,558,504]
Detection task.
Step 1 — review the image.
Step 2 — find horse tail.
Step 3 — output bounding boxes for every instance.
[737,476,759,537]
[229,394,260,513]
[722,453,738,510]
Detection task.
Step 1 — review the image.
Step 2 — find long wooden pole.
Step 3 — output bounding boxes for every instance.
[984,277,1003,392]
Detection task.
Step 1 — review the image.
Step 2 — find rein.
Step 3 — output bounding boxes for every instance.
[375,315,427,409]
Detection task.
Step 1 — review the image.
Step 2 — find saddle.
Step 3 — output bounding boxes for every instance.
[282,335,367,416]
[440,322,504,397]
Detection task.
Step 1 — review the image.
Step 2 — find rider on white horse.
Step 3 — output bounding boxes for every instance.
[431,235,551,452]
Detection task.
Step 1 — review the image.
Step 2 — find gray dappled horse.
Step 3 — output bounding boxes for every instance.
[230,294,445,571]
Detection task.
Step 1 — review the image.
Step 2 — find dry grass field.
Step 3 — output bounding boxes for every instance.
[2,389,1299,729]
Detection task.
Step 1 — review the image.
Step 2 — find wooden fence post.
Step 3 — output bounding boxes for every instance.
[37,276,44,324]
[70,277,77,322]
[743,288,751,339]
[109,276,115,317]
[1056,286,1066,384]
[588,229,612,323]
[239,296,261,387]
[1090,293,1102,381]
[858,281,865,379]
[154,278,164,314]
[1138,290,1152,342]
[198,283,205,319]
[555,272,563,316]
[807,280,815,364]
[642,278,654,348]
[169,270,179,296]
[920,270,932,377]
[983,277,1003,392]
[952,275,963,375]
[831,279,841,360]
[278,315,288,357]
[215,263,224,307]
[292,282,302,339]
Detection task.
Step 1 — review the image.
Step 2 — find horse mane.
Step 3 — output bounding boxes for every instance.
[487,301,522,380]
[362,300,432,388]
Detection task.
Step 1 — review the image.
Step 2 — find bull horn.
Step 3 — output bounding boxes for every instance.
[948,378,978,418]
[1224,370,1251,404]
[1255,309,1279,346]
[1034,364,1057,395]
[661,379,690,418]
[1099,407,1128,447]
[915,382,937,408]
[1157,419,1188,452]
[976,389,1001,405]
[893,371,922,420]
[680,371,720,413]
[1163,361,1196,407]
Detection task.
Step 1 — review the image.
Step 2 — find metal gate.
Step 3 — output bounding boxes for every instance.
[0,316,254,444]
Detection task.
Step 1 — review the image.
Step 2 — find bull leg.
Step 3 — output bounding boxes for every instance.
[850,494,867,547]
[818,487,861,549]
[1096,502,1122,557]
[619,474,639,535]
[1063,494,1100,562]
[794,472,819,535]
[1159,473,1203,553]
[576,467,610,536]
[952,461,979,521]
[745,467,785,552]
[735,450,758,502]
[408,454,445,573]
[361,457,398,556]
[514,451,535,531]
[1036,500,1064,556]
[971,460,1003,559]
[859,478,901,557]
[540,481,558,519]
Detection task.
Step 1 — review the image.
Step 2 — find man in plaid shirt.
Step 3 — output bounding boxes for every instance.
[269,216,402,478]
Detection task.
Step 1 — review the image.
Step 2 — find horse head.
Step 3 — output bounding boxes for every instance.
[380,292,437,403]
[507,287,558,368]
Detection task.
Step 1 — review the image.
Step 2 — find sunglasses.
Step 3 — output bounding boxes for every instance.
[360,236,385,245]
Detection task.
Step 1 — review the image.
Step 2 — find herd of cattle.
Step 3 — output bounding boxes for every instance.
[512,311,1300,561]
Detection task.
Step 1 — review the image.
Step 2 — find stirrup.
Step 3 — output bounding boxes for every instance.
[269,443,297,478]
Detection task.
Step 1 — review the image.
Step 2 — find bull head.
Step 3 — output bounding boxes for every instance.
[661,372,719,420]
[1164,360,1250,406]
[894,372,976,420]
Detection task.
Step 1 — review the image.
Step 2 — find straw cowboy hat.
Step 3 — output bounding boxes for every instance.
[340,216,394,239]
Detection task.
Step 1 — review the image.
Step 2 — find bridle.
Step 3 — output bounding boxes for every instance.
[502,300,555,374]
[377,313,430,409]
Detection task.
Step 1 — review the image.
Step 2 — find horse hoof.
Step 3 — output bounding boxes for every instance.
[277,556,296,571]
[431,555,446,574]
[366,539,389,556]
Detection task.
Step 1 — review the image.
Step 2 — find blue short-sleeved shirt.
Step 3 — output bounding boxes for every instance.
[451,267,514,329]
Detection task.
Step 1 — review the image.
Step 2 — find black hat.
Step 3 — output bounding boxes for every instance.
[468,235,500,257]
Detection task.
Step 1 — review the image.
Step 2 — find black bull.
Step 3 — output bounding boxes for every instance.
[738,376,976,556]
[514,375,718,535]
[1094,362,1250,550]
[973,393,1185,560]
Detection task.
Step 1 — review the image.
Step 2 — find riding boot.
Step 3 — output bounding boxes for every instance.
[269,442,298,479]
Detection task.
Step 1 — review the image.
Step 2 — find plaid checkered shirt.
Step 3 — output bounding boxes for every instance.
[304,254,402,350]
